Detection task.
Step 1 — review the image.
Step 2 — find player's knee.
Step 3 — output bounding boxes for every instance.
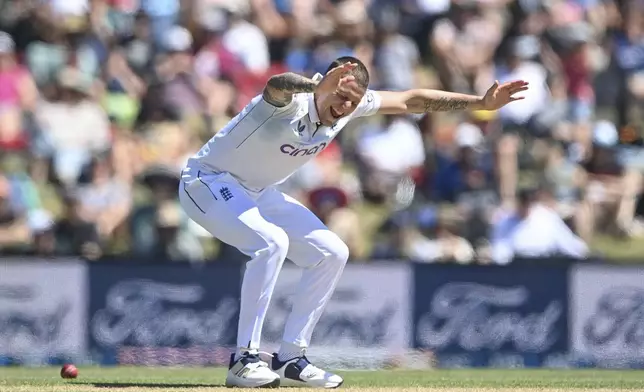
[264,227,290,260]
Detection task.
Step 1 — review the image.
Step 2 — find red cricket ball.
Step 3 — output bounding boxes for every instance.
[60,364,78,379]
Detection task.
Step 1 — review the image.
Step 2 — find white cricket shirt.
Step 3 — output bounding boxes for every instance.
[188,90,381,190]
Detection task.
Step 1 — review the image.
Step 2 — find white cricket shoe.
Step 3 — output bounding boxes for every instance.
[271,354,343,388]
[225,353,280,388]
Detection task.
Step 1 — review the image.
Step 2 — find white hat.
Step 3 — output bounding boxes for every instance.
[592,120,618,147]
[336,0,367,25]
[0,31,15,54]
[511,35,540,60]
[28,209,54,233]
[198,7,228,32]
[455,123,484,147]
[220,0,250,16]
[164,26,193,52]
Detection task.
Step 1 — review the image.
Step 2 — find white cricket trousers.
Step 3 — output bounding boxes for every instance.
[178,166,349,351]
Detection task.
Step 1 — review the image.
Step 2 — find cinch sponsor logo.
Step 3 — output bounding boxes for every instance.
[280,143,327,157]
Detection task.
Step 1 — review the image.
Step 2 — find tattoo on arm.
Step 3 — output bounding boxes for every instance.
[406,96,471,113]
[263,72,318,107]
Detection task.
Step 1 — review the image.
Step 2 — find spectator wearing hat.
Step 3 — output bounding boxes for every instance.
[431,121,494,204]
[494,35,555,204]
[577,120,643,240]
[191,6,244,129]
[156,25,213,125]
[139,0,181,50]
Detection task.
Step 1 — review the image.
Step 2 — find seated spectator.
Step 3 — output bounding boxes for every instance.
[156,25,226,128]
[409,208,475,264]
[105,48,147,99]
[0,32,38,151]
[280,141,361,204]
[1,152,43,215]
[491,188,588,264]
[431,122,494,203]
[28,209,57,257]
[35,67,111,185]
[151,200,205,261]
[494,35,555,203]
[102,49,146,129]
[372,206,474,264]
[76,156,132,240]
[25,15,99,89]
[430,1,502,94]
[26,205,101,260]
[307,185,366,259]
[371,4,421,92]
[578,121,642,240]
[613,2,644,130]
[130,166,205,261]
[456,167,498,247]
[53,192,102,260]
[0,173,30,253]
[140,0,180,50]
[545,143,586,224]
[117,11,155,80]
[221,1,269,74]
[357,115,426,203]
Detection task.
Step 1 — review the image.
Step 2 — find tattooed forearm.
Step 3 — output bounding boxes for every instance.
[404,90,483,113]
[263,72,318,107]
[425,97,469,112]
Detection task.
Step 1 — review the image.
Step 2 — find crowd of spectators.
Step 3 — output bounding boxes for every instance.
[0,0,642,264]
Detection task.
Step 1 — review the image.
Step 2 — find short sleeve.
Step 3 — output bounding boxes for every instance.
[259,93,304,118]
[352,90,382,118]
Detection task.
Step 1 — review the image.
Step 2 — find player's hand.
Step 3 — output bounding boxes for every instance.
[316,62,357,97]
[480,80,529,110]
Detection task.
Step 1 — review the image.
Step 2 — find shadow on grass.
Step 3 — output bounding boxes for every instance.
[77,382,224,388]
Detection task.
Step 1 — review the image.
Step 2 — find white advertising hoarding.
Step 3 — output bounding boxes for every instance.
[571,265,644,362]
[0,259,88,364]
[261,262,412,368]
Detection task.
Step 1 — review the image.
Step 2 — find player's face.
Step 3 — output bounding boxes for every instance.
[316,80,365,126]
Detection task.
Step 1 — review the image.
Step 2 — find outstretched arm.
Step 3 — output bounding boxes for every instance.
[262,72,319,107]
[403,89,485,113]
[375,80,529,115]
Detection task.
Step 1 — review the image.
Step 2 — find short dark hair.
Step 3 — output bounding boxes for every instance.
[325,56,369,89]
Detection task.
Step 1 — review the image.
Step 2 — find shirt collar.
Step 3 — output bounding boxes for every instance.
[308,94,322,126]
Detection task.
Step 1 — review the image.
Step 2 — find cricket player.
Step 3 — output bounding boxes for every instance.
[178,56,528,388]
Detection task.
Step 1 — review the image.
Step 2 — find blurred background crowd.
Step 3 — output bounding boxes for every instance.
[0,0,643,264]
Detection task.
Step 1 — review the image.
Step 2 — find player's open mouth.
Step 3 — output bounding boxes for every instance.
[330,107,342,119]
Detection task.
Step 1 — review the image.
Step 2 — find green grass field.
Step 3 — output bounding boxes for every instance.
[2,367,644,392]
